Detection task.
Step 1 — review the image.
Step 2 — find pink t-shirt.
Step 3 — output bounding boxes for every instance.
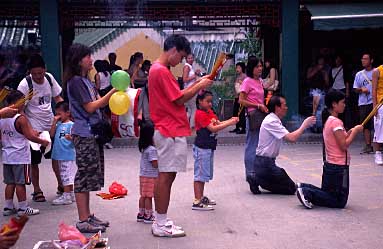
[148,62,191,137]
[239,77,264,112]
[323,116,350,165]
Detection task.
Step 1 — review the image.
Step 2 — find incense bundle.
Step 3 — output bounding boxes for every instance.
[208,52,227,80]
[14,90,35,108]
[0,88,10,102]
[361,98,383,127]
[238,105,244,117]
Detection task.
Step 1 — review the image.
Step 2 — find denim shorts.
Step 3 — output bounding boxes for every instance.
[3,164,30,185]
[193,145,214,182]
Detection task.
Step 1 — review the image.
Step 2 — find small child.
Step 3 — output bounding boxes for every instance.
[1,90,49,216]
[50,101,77,205]
[137,121,158,223]
[192,90,238,210]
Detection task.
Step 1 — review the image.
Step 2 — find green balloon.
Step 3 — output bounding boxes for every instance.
[111,70,130,91]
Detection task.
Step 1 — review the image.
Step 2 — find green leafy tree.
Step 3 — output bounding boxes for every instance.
[243,30,262,58]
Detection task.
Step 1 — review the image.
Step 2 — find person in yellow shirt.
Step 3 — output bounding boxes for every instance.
[372,65,383,165]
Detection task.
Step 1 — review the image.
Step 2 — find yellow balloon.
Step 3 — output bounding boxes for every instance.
[109,91,130,115]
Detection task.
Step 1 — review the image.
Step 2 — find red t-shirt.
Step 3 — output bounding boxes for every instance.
[195,109,218,131]
[148,62,191,137]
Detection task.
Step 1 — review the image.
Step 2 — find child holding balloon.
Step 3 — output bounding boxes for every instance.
[137,121,158,224]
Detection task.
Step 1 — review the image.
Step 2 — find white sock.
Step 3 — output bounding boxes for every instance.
[156,213,167,226]
[4,199,14,209]
[63,192,71,199]
[18,201,28,210]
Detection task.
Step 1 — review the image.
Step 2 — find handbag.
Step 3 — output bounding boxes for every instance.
[263,78,279,91]
[247,108,267,131]
[90,119,113,145]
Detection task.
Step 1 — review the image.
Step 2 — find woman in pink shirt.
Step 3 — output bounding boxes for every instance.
[296,90,363,209]
[239,57,268,195]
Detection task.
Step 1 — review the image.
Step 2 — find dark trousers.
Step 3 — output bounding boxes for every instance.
[232,97,246,131]
[253,155,296,195]
[301,163,349,208]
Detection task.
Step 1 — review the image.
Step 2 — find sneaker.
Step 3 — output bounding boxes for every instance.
[296,182,302,189]
[166,219,183,230]
[296,188,313,209]
[151,221,186,237]
[201,196,216,205]
[144,214,155,224]
[137,213,144,222]
[17,207,40,216]
[375,151,383,165]
[360,145,373,154]
[3,208,16,216]
[76,219,106,233]
[192,200,214,211]
[88,214,110,227]
[250,184,262,195]
[52,194,72,205]
[104,143,113,149]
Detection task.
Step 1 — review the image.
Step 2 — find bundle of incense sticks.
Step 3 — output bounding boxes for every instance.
[238,104,244,117]
[361,98,383,126]
[14,90,35,108]
[0,88,11,102]
[208,52,227,80]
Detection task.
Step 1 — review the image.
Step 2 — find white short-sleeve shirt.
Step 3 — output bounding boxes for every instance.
[256,112,289,158]
[17,72,62,131]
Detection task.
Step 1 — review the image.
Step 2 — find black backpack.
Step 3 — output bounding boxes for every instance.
[25,73,53,91]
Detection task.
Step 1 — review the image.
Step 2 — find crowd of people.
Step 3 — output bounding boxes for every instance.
[0,33,382,248]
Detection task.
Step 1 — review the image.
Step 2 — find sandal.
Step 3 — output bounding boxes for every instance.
[31,191,46,202]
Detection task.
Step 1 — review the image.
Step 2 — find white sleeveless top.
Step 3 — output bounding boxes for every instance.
[98,72,111,90]
[184,63,195,89]
[0,114,30,164]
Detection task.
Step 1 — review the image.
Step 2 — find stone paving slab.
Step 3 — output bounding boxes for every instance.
[1,142,382,249]
[112,126,325,148]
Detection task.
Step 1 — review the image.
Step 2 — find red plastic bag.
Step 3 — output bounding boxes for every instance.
[58,222,87,244]
[108,181,128,195]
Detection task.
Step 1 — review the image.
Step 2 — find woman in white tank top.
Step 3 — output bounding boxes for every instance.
[182,54,201,130]
[94,60,111,94]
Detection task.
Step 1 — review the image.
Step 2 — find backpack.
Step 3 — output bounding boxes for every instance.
[25,73,53,92]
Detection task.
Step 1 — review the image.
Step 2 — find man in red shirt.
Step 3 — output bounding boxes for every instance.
[149,35,212,237]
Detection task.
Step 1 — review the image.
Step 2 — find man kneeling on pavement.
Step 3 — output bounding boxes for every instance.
[250,95,316,195]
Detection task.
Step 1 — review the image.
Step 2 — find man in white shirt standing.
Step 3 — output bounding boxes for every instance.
[251,95,316,195]
[17,54,63,202]
[353,53,374,154]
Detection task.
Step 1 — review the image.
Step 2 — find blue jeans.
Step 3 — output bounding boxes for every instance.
[244,117,260,179]
[301,163,349,208]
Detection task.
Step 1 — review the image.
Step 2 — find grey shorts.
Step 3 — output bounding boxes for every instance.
[3,164,31,185]
[73,135,105,193]
[153,130,187,173]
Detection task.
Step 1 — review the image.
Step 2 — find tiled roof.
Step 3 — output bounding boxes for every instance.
[0,20,29,47]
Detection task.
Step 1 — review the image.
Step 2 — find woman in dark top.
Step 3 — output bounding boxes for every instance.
[63,43,116,233]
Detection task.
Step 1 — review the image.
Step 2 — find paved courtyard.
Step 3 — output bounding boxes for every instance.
[1,140,383,249]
